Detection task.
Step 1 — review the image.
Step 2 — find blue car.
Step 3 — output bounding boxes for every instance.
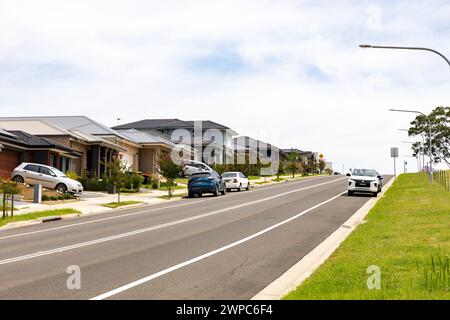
[188,171,227,197]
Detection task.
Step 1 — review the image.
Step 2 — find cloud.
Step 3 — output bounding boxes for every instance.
[0,0,449,173]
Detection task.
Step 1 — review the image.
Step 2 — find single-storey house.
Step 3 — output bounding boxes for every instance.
[0,129,82,180]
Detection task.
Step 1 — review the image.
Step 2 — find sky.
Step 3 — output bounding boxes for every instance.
[1,0,450,174]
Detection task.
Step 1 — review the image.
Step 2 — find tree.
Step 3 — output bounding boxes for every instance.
[408,106,450,168]
[0,180,20,219]
[158,154,182,197]
[286,150,300,178]
[276,160,285,179]
[106,158,128,203]
[318,159,326,173]
[305,156,319,174]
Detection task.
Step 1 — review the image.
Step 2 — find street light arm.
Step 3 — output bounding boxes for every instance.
[359,45,450,67]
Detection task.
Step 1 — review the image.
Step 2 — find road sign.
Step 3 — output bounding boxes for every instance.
[391,147,398,179]
[391,147,399,158]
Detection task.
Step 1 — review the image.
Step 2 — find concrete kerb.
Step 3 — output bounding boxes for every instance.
[251,176,396,300]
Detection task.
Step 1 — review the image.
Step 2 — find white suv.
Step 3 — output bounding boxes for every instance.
[11,163,84,193]
[182,160,213,177]
[347,168,382,197]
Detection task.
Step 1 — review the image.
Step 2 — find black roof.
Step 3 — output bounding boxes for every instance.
[113,119,231,130]
[113,119,193,130]
[2,130,81,155]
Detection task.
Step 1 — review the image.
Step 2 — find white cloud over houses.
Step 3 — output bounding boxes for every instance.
[0,0,449,173]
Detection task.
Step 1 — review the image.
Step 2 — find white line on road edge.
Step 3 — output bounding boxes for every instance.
[0,178,346,266]
[90,191,346,300]
[251,177,396,300]
[0,175,338,241]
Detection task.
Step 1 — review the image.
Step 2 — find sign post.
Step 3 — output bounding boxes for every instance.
[391,147,399,179]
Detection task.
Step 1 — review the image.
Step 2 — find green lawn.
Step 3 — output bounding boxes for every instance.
[101,201,142,208]
[175,178,189,185]
[0,205,19,211]
[158,185,187,191]
[248,176,261,180]
[0,208,80,228]
[285,173,450,300]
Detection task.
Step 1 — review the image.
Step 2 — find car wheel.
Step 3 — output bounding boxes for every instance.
[221,187,226,196]
[246,182,250,191]
[188,191,194,198]
[372,192,378,197]
[56,183,68,193]
[348,191,353,196]
[238,183,242,191]
[13,175,24,183]
[213,185,219,197]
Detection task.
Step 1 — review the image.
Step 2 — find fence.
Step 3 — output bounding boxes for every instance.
[433,170,450,192]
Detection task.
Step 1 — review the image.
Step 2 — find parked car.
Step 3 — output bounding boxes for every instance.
[11,163,84,193]
[221,172,250,191]
[188,171,226,197]
[182,160,213,177]
[347,168,382,197]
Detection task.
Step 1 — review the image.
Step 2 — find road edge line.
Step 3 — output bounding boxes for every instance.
[251,176,396,300]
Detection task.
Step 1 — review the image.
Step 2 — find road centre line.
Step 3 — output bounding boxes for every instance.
[0,178,346,265]
[0,176,342,241]
[90,191,346,300]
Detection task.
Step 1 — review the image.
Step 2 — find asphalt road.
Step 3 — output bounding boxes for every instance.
[0,174,391,300]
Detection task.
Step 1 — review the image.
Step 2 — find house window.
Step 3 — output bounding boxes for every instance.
[50,153,58,168]
[60,157,72,173]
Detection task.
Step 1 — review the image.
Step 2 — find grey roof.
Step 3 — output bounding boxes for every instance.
[233,136,278,149]
[116,129,175,146]
[0,116,127,139]
[281,148,305,154]
[113,119,193,130]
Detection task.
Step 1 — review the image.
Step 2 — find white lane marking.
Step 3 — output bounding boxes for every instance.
[90,191,346,300]
[0,178,346,265]
[0,175,341,241]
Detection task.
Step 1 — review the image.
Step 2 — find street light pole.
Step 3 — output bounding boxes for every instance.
[390,109,433,182]
[399,129,426,171]
[359,45,450,67]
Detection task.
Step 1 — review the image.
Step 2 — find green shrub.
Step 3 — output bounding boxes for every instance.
[42,195,50,201]
[65,171,79,180]
[123,172,144,190]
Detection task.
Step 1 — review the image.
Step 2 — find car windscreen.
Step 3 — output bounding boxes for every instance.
[190,173,211,178]
[50,167,67,177]
[222,173,237,178]
[352,169,377,177]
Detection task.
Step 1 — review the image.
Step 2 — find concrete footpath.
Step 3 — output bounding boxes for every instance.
[252,176,396,300]
[9,188,188,216]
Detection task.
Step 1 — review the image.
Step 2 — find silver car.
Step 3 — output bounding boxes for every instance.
[11,163,83,193]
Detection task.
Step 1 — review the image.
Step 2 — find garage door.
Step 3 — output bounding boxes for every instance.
[0,149,21,180]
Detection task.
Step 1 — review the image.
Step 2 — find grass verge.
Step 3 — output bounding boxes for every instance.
[158,193,187,200]
[158,185,187,191]
[0,208,80,228]
[101,201,142,208]
[284,173,450,300]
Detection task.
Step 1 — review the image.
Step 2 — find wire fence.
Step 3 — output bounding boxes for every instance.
[433,170,450,192]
